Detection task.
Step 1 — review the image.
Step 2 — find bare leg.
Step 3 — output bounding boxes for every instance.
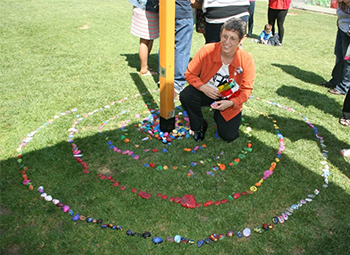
[139,38,153,74]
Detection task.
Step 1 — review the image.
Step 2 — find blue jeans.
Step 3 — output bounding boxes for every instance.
[248,1,255,36]
[330,28,350,93]
[174,18,193,92]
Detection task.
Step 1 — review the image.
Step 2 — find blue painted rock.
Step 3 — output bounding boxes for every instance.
[204,238,212,244]
[152,237,163,244]
[126,230,132,235]
[236,231,243,238]
[197,239,204,248]
[72,214,80,221]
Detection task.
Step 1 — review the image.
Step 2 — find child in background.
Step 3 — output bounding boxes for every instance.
[253,24,282,46]
[258,24,272,44]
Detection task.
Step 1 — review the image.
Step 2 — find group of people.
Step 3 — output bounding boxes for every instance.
[129,0,349,158]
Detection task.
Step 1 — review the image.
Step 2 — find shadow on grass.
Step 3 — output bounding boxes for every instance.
[0,100,349,254]
[276,85,343,117]
[121,53,159,84]
[272,63,326,86]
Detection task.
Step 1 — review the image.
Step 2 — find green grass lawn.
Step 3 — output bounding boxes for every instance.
[1,0,349,254]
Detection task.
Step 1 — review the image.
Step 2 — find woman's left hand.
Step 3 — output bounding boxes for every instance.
[211,100,234,111]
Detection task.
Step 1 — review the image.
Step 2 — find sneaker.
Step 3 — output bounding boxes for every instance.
[194,120,208,142]
[328,88,345,95]
[340,149,350,157]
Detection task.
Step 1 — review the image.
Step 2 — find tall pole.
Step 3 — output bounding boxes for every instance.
[159,0,175,132]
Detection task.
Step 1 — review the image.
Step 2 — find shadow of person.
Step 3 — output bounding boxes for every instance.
[121,53,159,84]
[272,63,325,86]
[276,85,343,117]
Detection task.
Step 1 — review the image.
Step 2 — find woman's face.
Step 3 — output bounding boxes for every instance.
[220,29,243,56]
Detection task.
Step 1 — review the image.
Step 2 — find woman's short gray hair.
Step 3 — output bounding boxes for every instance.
[220,18,246,40]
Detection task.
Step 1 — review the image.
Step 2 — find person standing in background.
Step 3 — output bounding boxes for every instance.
[267,0,291,45]
[202,0,250,44]
[247,0,255,37]
[322,0,350,95]
[130,0,159,76]
[174,0,194,94]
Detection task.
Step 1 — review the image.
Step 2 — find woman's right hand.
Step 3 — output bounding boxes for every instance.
[200,85,221,100]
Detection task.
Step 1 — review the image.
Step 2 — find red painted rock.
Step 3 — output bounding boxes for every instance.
[203,200,213,207]
[174,197,181,203]
[138,191,151,199]
[180,194,196,209]
[214,201,221,206]
[233,193,241,199]
[221,199,228,204]
[169,197,175,202]
[161,195,168,200]
[131,188,137,193]
[113,182,120,187]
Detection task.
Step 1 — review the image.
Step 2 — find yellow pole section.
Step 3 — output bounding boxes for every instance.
[159,0,175,132]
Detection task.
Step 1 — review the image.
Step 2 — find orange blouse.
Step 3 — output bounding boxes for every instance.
[185,42,255,121]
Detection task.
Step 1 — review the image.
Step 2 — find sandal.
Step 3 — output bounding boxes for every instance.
[339,117,350,126]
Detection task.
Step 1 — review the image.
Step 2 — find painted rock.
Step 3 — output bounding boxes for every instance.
[272,217,279,224]
[233,193,240,199]
[243,228,251,237]
[218,234,225,240]
[262,223,269,230]
[278,216,284,224]
[209,234,218,242]
[180,194,196,209]
[188,239,194,244]
[204,238,212,244]
[126,230,132,235]
[62,205,70,213]
[197,239,204,247]
[174,235,181,243]
[166,237,174,242]
[254,227,262,233]
[138,191,151,200]
[72,214,80,221]
[226,230,234,237]
[236,231,243,238]
[143,231,151,238]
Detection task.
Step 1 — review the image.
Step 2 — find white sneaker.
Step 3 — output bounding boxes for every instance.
[340,149,350,157]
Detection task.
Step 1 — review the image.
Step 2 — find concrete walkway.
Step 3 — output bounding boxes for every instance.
[291,0,336,15]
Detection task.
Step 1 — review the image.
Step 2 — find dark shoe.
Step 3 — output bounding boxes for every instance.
[328,88,345,95]
[194,121,208,142]
[321,81,333,88]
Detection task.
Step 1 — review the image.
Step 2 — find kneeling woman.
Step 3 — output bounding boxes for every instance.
[180,18,255,142]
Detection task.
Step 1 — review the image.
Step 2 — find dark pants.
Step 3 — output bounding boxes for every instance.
[329,29,350,93]
[248,1,255,36]
[204,15,249,44]
[343,91,350,119]
[180,85,241,142]
[267,7,288,43]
